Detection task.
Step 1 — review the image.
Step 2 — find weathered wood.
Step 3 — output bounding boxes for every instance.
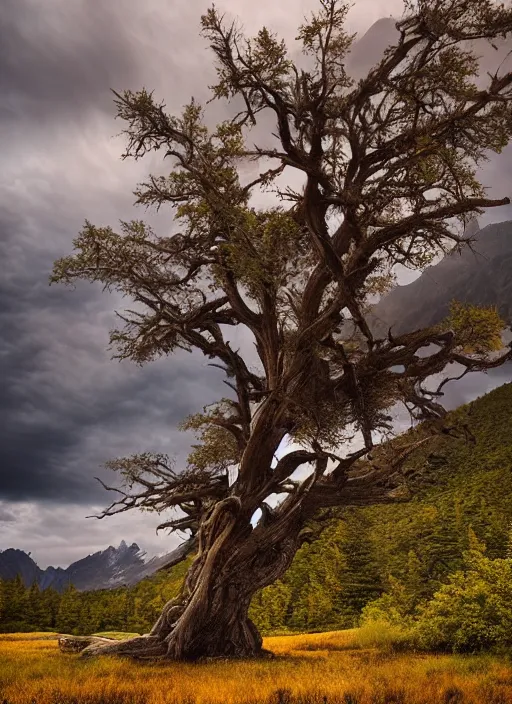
[58,635,117,653]
[77,501,302,661]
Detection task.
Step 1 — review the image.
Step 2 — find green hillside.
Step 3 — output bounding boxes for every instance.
[2,383,512,636]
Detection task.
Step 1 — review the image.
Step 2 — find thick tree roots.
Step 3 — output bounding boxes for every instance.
[80,635,168,660]
[58,635,121,654]
[73,630,272,662]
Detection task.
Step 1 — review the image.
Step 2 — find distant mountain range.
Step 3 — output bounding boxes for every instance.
[368,219,512,337]
[0,540,187,592]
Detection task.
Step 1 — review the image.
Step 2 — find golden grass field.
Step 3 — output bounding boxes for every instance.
[1,630,512,704]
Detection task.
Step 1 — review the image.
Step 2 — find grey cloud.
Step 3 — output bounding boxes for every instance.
[0,0,213,129]
[0,505,17,523]
[440,365,512,411]
[0,1,132,120]
[0,0,314,133]
[0,500,183,569]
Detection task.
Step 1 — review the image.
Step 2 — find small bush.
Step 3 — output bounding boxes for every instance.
[414,549,512,653]
[359,532,512,655]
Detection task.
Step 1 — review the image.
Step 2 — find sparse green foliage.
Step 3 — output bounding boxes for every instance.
[185,425,239,474]
[441,301,505,354]
[56,585,83,635]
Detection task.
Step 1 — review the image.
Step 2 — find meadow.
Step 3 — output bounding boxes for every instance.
[1,631,512,704]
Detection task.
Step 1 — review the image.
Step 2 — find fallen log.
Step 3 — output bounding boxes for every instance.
[58,635,118,653]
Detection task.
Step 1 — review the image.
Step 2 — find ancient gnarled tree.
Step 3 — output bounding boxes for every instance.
[52,0,512,661]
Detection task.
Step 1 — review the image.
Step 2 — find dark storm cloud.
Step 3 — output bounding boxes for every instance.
[0,200,227,504]
[0,186,228,504]
[0,0,222,512]
[0,242,226,504]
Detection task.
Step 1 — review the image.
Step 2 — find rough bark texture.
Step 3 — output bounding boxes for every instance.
[81,496,299,660]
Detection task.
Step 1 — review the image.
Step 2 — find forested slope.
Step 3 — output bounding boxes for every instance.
[250,382,512,632]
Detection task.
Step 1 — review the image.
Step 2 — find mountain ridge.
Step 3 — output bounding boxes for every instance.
[368,219,512,337]
[0,541,183,592]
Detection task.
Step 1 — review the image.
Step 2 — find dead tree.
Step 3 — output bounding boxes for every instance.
[52,0,512,660]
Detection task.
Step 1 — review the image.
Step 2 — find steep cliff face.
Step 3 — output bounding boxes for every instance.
[369,220,512,337]
[345,17,398,81]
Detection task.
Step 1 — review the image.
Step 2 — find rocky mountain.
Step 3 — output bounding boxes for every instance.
[0,540,185,592]
[0,548,51,588]
[345,17,398,81]
[368,219,512,337]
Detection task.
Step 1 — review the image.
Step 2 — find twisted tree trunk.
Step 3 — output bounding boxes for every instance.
[81,495,301,661]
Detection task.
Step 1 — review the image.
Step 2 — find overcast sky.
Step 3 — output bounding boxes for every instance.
[1,0,511,569]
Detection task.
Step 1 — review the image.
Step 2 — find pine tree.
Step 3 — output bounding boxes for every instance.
[40,588,61,631]
[335,511,382,625]
[0,579,5,627]
[56,585,82,634]
[1,576,29,631]
[506,522,512,560]
[26,582,46,630]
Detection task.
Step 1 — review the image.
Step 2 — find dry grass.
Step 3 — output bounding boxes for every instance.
[0,631,511,704]
[0,632,59,641]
